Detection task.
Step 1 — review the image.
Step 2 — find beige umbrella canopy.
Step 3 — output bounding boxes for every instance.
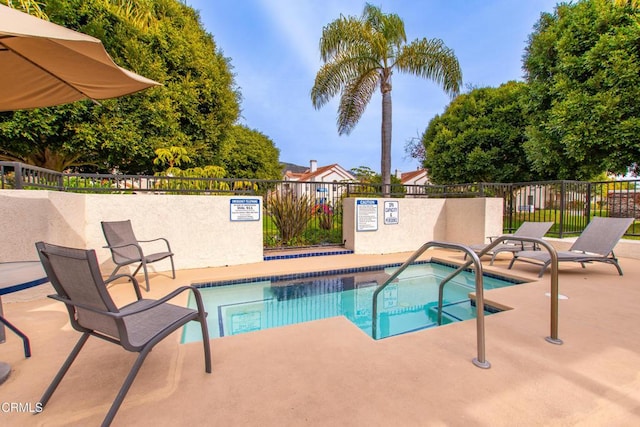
[0,4,159,111]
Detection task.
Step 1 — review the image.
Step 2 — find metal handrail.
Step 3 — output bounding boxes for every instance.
[438,236,562,345]
[372,241,491,369]
[474,236,562,345]
[371,236,562,369]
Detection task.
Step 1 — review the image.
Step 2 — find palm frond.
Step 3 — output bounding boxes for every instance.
[319,16,368,62]
[312,45,381,109]
[395,38,463,97]
[363,3,406,47]
[337,69,379,135]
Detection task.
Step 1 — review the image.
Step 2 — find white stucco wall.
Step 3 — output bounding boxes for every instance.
[0,190,263,272]
[4,190,638,272]
[343,197,503,254]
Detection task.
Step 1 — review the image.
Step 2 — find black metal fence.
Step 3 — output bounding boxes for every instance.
[2,161,638,247]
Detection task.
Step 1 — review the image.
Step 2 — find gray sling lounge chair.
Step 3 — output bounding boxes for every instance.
[469,221,554,265]
[35,241,211,427]
[101,220,175,291]
[508,217,633,277]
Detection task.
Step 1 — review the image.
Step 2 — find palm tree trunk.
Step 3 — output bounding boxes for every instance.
[381,88,392,197]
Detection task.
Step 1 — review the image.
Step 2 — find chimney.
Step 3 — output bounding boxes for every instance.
[310,159,317,172]
[395,169,402,179]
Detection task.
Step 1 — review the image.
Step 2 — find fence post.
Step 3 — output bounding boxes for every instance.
[585,182,592,224]
[508,184,514,233]
[12,162,23,189]
[558,181,566,238]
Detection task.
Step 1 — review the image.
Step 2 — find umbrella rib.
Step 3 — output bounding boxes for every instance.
[0,39,100,105]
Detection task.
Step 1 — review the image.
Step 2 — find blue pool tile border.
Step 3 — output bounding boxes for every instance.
[263,249,354,261]
[195,260,428,288]
[193,259,523,289]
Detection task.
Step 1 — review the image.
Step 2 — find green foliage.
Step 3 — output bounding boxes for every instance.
[2,0,47,18]
[523,0,640,179]
[153,146,192,169]
[0,0,241,173]
[311,3,462,195]
[350,166,378,182]
[422,81,536,184]
[267,193,312,245]
[348,165,404,195]
[219,125,281,180]
[154,165,230,193]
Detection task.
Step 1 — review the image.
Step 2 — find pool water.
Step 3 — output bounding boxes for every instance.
[181,262,522,342]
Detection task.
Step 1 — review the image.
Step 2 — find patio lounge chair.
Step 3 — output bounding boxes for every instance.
[508,217,634,277]
[35,241,211,427]
[101,220,175,291]
[469,221,554,265]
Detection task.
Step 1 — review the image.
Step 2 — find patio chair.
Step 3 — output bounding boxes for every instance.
[468,221,554,265]
[101,220,175,291]
[35,241,211,427]
[508,217,634,277]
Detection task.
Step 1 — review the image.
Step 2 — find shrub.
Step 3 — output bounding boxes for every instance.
[268,192,312,244]
[314,202,334,230]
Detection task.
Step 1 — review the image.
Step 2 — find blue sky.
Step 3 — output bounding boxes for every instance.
[185,0,560,174]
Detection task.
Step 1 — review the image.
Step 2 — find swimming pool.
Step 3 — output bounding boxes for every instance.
[181,261,523,342]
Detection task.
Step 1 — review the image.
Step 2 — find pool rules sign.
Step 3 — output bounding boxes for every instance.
[230,198,260,221]
[356,199,378,231]
[384,201,399,225]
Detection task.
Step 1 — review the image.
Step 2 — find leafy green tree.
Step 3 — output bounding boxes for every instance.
[422,82,535,184]
[219,125,281,180]
[523,0,640,179]
[153,146,192,169]
[0,0,240,173]
[350,166,378,183]
[311,3,462,196]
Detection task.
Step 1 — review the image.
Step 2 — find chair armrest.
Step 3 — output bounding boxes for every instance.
[136,237,172,252]
[48,285,202,319]
[116,286,202,316]
[102,242,144,259]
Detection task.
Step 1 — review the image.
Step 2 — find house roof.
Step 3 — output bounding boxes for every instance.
[401,169,428,184]
[284,163,355,182]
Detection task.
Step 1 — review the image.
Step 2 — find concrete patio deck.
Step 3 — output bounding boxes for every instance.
[1,249,640,426]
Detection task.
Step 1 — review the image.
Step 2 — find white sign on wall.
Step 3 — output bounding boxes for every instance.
[384,201,399,225]
[356,199,378,231]
[230,198,260,221]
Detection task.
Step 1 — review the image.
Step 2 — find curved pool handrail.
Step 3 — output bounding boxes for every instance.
[371,236,561,369]
[372,241,491,369]
[475,236,562,345]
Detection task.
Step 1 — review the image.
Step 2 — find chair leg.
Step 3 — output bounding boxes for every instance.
[489,253,497,266]
[108,265,124,281]
[192,291,212,373]
[102,347,152,427]
[39,333,90,409]
[140,261,151,292]
[538,262,550,278]
[199,316,212,374]
[0,315,31,358]
[169,255,176,279]
[613,260,624,275]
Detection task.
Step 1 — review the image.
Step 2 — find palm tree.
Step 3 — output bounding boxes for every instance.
[311,3,462,196]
